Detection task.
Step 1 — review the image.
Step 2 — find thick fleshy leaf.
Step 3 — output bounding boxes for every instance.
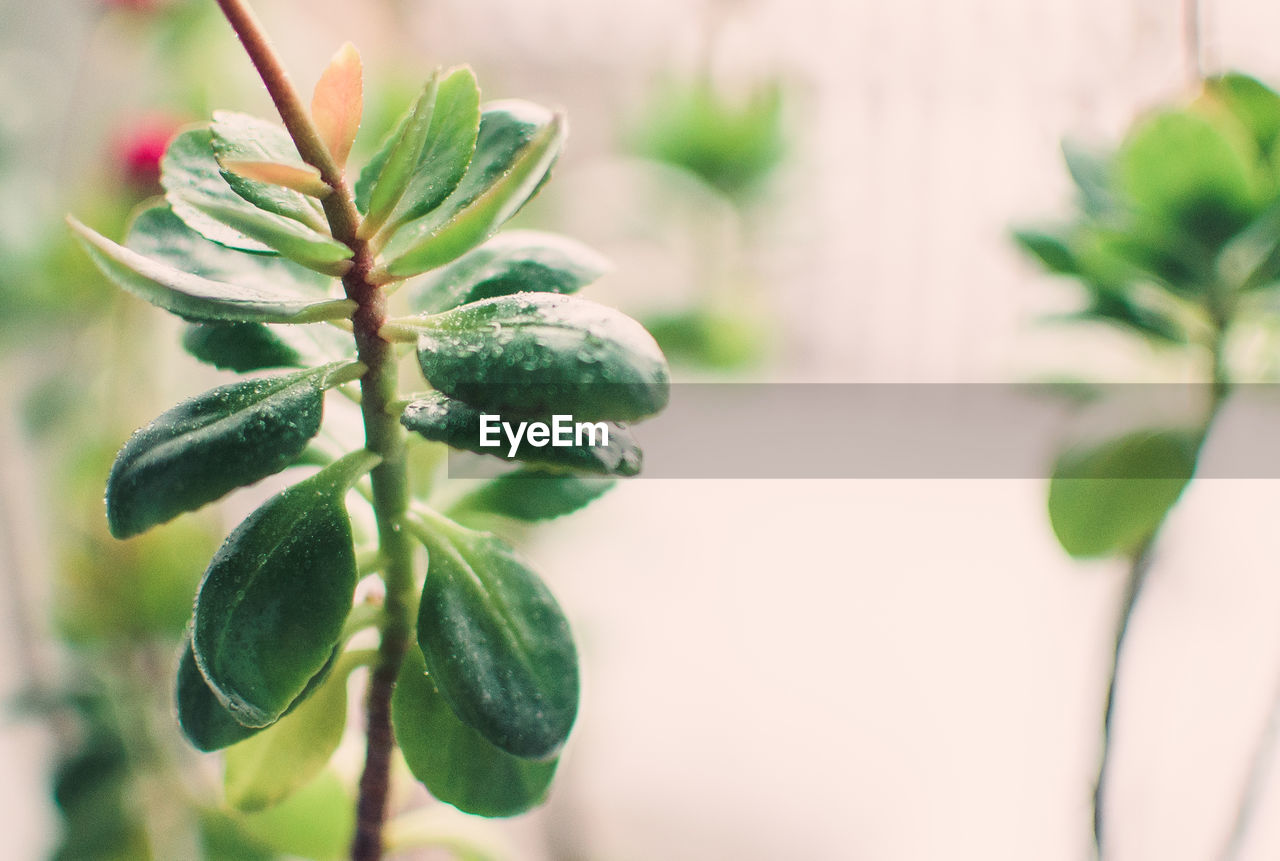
[220,160,330,197]
[410,230,609,314]
[411,519,579,758]
[126,204,332,295]
[1203,73,1280,155]
[413,293,669,421]
[1047,429,1199,558]
[70,216,353,324]
[1118,109,1262,249]
[223,650,363,811]
[193,451,376,727]
[355,67,480,227]
[212,112,328,227]
[181,322,305,372]
[449,469,615,522]
[393,646,558,817]
[181,320,355,372]
[311,42,363,170]
[176,637,339,752]
[106,364,351,538]
[401,392,641,476]
[237,771,354,861]
[360,73,440,235]
[163,128,352,273]
[383,104,565,277]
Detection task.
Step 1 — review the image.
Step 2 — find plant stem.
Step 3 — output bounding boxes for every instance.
[1220,667,1280,861]
[1092,326,1230,859]
[1092,538,1156,860]
[214,4,415,859]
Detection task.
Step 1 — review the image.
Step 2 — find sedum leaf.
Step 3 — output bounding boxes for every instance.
[401,392,641,476]
[310,42,363,170]
[212,112,329,226]
[1203,73,1280,156]
[220,160,330,198]
[383,103,564,277]
[163,128,352,273]
[106,363,354,538]
[393,646,558,817]
[222,650,365,811]
[176,637,339,752]
[409,230,609,314]
[355,67,480,228]
[181,322,306,372]
[413,293,669,421]
[193,451,377,728]
[410,517,579,759]
[449,469,615,523]
[126,204,332,295]
[69,215,354,324]
[358,73,440,236]
[1047,428,1199,558]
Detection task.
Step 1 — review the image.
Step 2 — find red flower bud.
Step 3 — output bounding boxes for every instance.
[113,114,183,190]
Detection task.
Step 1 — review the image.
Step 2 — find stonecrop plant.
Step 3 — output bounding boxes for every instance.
[68,1,669,858]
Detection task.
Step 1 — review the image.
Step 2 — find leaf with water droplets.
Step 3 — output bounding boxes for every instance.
[383,103,564,276]
[393,645,558,817]
[223,650,363,810]
[413,293,669,421]
[448,469,615,523]
[176,637,340,752]
[70,211,353,324]
[400,392,641,476]
[192,451,377,728]
[410,518,579,759]
[409,230,609,314]
[162,128,352,273]
[106,363,351,538]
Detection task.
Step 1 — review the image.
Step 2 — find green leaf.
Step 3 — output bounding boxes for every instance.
[642,307,770,370]
[1203,73,1280,155]
[106,364,349,538]
[223,650,363,811]
[1013,229,1079,276]
[383,103,565,277]
[400,392,642,476]
[393,646,558,817]
[69,215,354,324]
[1118,108,1262,249]
[386,67,482,226]
[409,230,609,314]
[127,204,332,295]
[1055,293,1186,344]
[211,111,328,228]
[449,469,615,522]
[181,322,306,372]
[237,770,354,861]
[177,637,341,752]
[1047,429,1199,558]
[191,451,376,727]
[411,518,579,759]
[1061,139,1117,217]
[359,73,442,234]
[162,128,352,273]
[413,293,669,421]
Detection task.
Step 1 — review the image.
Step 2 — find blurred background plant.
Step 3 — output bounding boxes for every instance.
[1016,63,1280,860]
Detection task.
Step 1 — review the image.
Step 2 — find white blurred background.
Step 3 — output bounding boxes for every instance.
[6,0,1280,858]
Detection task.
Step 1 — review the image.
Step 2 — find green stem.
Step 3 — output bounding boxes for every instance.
[213,4,416,859]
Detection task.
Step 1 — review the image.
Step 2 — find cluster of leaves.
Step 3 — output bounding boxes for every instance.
[72,47,669,824]
[1015,72,1280,558]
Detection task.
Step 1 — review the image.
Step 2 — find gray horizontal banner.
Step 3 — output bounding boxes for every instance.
[444,384,1280,478]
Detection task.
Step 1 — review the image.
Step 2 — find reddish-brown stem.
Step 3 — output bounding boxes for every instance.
[213,4,416,859]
